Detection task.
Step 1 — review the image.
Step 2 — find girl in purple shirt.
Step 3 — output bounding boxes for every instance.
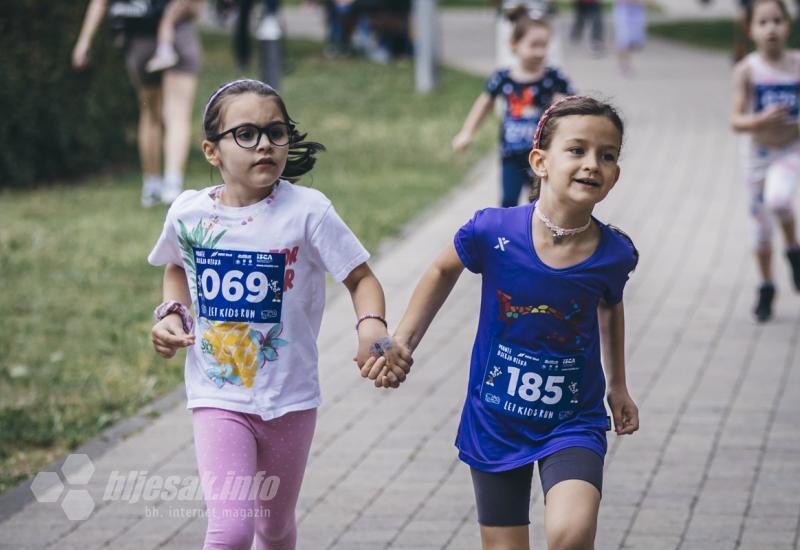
[368,96,640,550]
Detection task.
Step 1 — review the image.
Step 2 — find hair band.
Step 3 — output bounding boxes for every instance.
[531,95,589,150]
[202,79,277,123]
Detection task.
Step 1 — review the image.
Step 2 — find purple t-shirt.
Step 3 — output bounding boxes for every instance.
[453,202,638,472]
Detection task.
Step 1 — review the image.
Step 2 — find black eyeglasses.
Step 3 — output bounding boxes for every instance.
[210,122,293,149]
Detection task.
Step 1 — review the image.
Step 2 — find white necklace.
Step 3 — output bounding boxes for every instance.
[205,183,278,230]
[534,205,592,243]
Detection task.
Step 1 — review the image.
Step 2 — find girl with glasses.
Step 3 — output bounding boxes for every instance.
[147,79,411,548]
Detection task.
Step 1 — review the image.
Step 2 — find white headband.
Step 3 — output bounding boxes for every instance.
[202,79,276,128]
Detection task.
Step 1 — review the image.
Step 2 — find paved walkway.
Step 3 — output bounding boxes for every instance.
[2,8,800,550]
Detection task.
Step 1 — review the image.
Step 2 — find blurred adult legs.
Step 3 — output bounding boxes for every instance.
[235,0,282,69]
[571,2,603,52]
[161,71,198,202]
[588,6,603,51]
[235,0,256,69]
[137,86,163,206]
[137,86,163,176]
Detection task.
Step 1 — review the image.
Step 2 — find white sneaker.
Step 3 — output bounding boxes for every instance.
[255,15,281,41]
[145,43,179,73]
[141,183,162,208]
[161,182,183,205]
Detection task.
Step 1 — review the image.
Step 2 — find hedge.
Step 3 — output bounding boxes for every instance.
[0,1,138,188]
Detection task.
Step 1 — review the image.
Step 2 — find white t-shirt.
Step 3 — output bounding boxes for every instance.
[148,180,369,420]
[745,51,800,121]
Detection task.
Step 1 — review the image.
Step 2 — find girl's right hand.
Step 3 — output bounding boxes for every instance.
[151,313,195,359]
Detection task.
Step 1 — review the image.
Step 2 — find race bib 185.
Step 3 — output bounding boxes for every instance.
[193,247,285,323]
[480,339,584,425]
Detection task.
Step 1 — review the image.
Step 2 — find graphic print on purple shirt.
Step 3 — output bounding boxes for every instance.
[496,291,587,351]
[452,202,637,471]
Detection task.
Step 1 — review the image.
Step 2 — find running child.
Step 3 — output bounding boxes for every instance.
[148,78,410,549]
[731,0,800,322]
[453,7,575,207]
[613,0,648,76]
[369,96,640,549]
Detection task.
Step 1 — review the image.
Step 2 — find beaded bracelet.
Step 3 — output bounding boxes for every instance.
[154,300,195,334]
[355,314,388,330]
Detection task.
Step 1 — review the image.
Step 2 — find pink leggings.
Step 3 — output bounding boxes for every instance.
[191,407,317,550]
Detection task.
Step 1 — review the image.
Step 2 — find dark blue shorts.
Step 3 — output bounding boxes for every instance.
[469,446,604,526]
[500,152,534,208]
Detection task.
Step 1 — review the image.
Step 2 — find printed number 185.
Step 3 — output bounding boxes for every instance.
[506,367,564,405]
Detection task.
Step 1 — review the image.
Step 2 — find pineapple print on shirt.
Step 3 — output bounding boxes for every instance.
[199,320,288,388]
[177,219,289,389]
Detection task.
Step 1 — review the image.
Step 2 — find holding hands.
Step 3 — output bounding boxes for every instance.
[359,336,414,389]
[356,243,465,390]
[343,264,413,389]
[354,314,413,389]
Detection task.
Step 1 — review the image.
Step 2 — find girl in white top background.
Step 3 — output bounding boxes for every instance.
[731,0,800,322]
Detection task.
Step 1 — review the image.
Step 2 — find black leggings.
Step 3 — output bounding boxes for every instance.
[470,446,603,527]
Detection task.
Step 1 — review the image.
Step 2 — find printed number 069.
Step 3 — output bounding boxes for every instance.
[506,367,564,405]
[200,268,269,303]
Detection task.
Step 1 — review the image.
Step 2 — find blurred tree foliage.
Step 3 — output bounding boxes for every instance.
[0,1,138,188]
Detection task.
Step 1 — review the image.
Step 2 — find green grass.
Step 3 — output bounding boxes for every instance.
[0,32,493,494]
[649,18,800,52]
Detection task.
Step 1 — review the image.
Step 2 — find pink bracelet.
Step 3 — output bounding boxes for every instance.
[355,314,387,330]
[154,300,195,334]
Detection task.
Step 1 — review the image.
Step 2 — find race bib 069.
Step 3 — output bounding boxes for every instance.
[480,339,584,425]
[193,247,286,323]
